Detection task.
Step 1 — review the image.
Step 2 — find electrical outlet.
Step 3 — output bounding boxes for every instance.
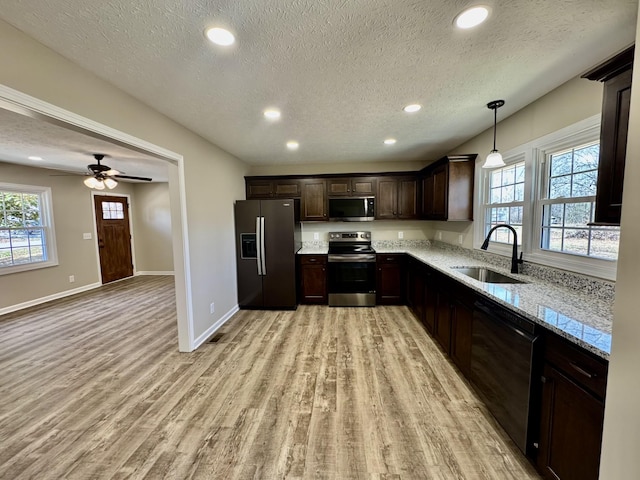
[458,234,464,245]
[313,232,319,240]
[398,231,404,239]
[210,302,215,314]
[83,232,92,240]
[437,231,443,241]
[69,275,75,283]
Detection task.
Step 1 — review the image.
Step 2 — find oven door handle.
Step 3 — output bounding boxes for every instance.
[328,254,376,263]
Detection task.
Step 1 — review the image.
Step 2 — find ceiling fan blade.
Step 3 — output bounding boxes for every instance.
[114,174,152,182]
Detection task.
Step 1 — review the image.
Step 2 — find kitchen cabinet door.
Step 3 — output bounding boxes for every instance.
[299,255,327,304]
[327,178,352,196]
[376,178,398,219]
[376,176,418,219]
[537,363,605,480]
[434,287,452,354]
[582,46,633,225]
[301,179,327,221]
[397,177,418,219]
[430,165,448,219]
[420,155,475,221]
[376,254,405,305]
[535,332,608,480]
[450,298,473,377]
[246,178,301,199]
[351,177,377,196]
[406,257,425,322]
[246,179,274,199]
[422,270,437,334]
[327,177,377,197]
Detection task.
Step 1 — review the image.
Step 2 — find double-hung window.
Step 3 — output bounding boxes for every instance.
[540,142,619,260]
[477,115,619,280]
[0,183,57,274]
[484,159,525,246]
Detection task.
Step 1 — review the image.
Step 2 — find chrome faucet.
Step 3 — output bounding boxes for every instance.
[480,224,523,274]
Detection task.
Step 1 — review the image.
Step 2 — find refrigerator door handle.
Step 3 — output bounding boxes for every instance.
[255,216,263,275]
[260,216,267,275]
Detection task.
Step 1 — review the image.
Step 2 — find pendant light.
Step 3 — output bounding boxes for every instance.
[482,99,506,168]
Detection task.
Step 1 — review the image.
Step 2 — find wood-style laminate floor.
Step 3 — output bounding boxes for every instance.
[0,276,540,479]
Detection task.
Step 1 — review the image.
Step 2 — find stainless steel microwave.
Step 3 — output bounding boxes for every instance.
[328,197,375,221]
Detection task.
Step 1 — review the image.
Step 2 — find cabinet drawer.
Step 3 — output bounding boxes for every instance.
[299,255,327,265]
[376,254,404,264]
[545,333,608,399]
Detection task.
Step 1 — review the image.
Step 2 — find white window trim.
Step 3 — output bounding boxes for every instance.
[0,182,59,275]
[474,114,617,281]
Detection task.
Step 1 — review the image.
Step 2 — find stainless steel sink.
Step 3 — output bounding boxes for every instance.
[451,266,526,284]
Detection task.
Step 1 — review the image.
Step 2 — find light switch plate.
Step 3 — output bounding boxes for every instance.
[398,231,404,239]
[83,233,92,240]
[313,232,319,240]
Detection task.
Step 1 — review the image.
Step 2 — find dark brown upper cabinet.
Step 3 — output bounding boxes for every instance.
[421,154,476,221]
[376,176,418,220]
[246,178,301,199]
[300,178,327,221]
[582,45,634,225]
[327,177,377,197]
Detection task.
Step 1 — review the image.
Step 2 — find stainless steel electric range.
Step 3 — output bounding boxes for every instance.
[327,231,376,307]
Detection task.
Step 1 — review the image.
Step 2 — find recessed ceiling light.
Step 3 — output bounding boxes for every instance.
[205,27,235,46]
[384,138,397,145]
[455,6,489,29]
[28,156,43,161]
[264,109,281,120]
[403,104,422,113]
[286,141,299,150]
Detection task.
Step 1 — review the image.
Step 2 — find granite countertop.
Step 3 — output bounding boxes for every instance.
[298,244,613,359]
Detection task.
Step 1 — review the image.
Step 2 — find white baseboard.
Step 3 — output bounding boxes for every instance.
[135,271,175,276]
[0,282,102,317]
[192,304,240,350]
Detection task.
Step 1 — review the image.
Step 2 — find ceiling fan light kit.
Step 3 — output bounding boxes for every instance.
[482,99,506,169]
[82,153,152,189]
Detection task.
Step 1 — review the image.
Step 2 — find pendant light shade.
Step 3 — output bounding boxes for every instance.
[482,99,506,169]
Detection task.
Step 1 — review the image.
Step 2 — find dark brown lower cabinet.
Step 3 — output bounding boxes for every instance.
[406,257,425,323]
[434,286,452,354]
[299,255,327,304]
[450,296,473,377]
[423,269,437,333]
[376,254,405,305]
[536,334,608,480]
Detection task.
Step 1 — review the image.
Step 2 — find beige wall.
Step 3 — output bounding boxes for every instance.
[131,183,173,273]
[599,5,640,478]
[248,159,427,176]
[0,19,249,341]
[436,75,603,248]
[302,220,434,243]
[0,161,137,310]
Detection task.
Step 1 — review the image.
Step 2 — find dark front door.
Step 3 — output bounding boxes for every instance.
[93,195,133,284]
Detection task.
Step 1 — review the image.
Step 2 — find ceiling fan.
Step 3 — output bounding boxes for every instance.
[83,154,152,190]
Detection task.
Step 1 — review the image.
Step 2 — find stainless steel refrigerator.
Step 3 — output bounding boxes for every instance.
[234,199,301,309]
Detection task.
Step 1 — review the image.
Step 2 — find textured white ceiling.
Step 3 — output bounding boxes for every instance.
[0,0,637,167]
[0,108,168,181]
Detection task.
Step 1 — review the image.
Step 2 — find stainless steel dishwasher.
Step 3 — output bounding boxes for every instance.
[471,299,539,454]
